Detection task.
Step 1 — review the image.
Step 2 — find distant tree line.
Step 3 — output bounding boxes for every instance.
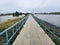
[49,12,60,14]
[0,11,60,16]
[35,12,60,15]
[0,11,31,16]
[13,11,22,16]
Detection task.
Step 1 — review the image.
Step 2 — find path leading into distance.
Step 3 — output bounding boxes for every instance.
[13,15,55,45]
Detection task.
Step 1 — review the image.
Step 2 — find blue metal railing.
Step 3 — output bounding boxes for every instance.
[32,15,60,41]
[0,15,29,45]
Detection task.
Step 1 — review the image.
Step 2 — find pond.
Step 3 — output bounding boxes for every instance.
[35,14,60,27]
[0,15,25,23]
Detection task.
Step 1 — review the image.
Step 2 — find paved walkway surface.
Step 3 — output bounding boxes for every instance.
[13,15,55,45]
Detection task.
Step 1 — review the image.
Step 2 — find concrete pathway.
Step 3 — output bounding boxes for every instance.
[13,15,55,45]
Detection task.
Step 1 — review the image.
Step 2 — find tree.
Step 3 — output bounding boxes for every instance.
[15,11,19,16]
[19,12,22,15]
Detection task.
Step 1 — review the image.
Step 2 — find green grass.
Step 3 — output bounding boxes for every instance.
[0,16,25,32]
[41,25,60,45]
[46,30,60,45]
[34,18,60,45]
[0,16,25,45]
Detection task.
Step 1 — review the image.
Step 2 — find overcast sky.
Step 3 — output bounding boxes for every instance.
[0,0,60,13]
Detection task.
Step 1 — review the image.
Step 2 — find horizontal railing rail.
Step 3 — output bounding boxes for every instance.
[0,15,29,45]
[32,15,60,41]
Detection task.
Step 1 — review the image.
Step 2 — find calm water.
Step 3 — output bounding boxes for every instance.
[35,14,60,27]
[0,14,60,27]
[0,15,25,23]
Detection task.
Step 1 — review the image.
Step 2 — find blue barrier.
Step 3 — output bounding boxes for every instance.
[0,15,29,45]
[32,15,60,41]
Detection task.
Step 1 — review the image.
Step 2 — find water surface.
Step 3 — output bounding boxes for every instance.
[35,14,60,27]
[0,15,25,23]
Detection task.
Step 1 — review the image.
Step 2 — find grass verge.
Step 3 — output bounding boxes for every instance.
[0,16,25,45]
[0,16,25,32]
[33,17,60,45]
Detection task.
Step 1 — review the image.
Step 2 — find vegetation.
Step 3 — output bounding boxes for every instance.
[13,11,23,16]
[0,11,23,16]
[41,24,60,45]
[0,16,25,32]
[0,16,25,45]
[0,11,32,16]
[35,12,60,15]
[49,12,60,14]
[34,17,60,45]
[45,30,60,45]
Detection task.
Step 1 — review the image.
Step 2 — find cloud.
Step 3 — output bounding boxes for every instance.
[0,0,46,9]
[0,0,60,13]
[0,0,47,13]
[35,0,60,12]
[17,0,46,9]
[43,0,60,7]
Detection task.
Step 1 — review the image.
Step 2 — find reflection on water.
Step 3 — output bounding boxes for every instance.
[0,15,25,23]
[35,14,60,27]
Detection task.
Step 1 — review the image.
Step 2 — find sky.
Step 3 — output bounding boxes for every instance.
[0,0,60,13]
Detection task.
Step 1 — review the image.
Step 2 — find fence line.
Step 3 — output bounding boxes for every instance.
[0,15,29,45]
[32,15,60,41]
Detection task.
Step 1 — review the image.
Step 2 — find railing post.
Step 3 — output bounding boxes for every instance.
[16,25,17,31]
[48,24,50,29]
[44,23,46,31]
[53,26,56,33]
[12,27,14,34]
[5,31,9,45]
[0,16,29,45]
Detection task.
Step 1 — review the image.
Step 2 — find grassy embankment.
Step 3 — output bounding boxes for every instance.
[0,16,25,45]
[34,18,60,45]
[40,23,60,45]
[0,16,25,32]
